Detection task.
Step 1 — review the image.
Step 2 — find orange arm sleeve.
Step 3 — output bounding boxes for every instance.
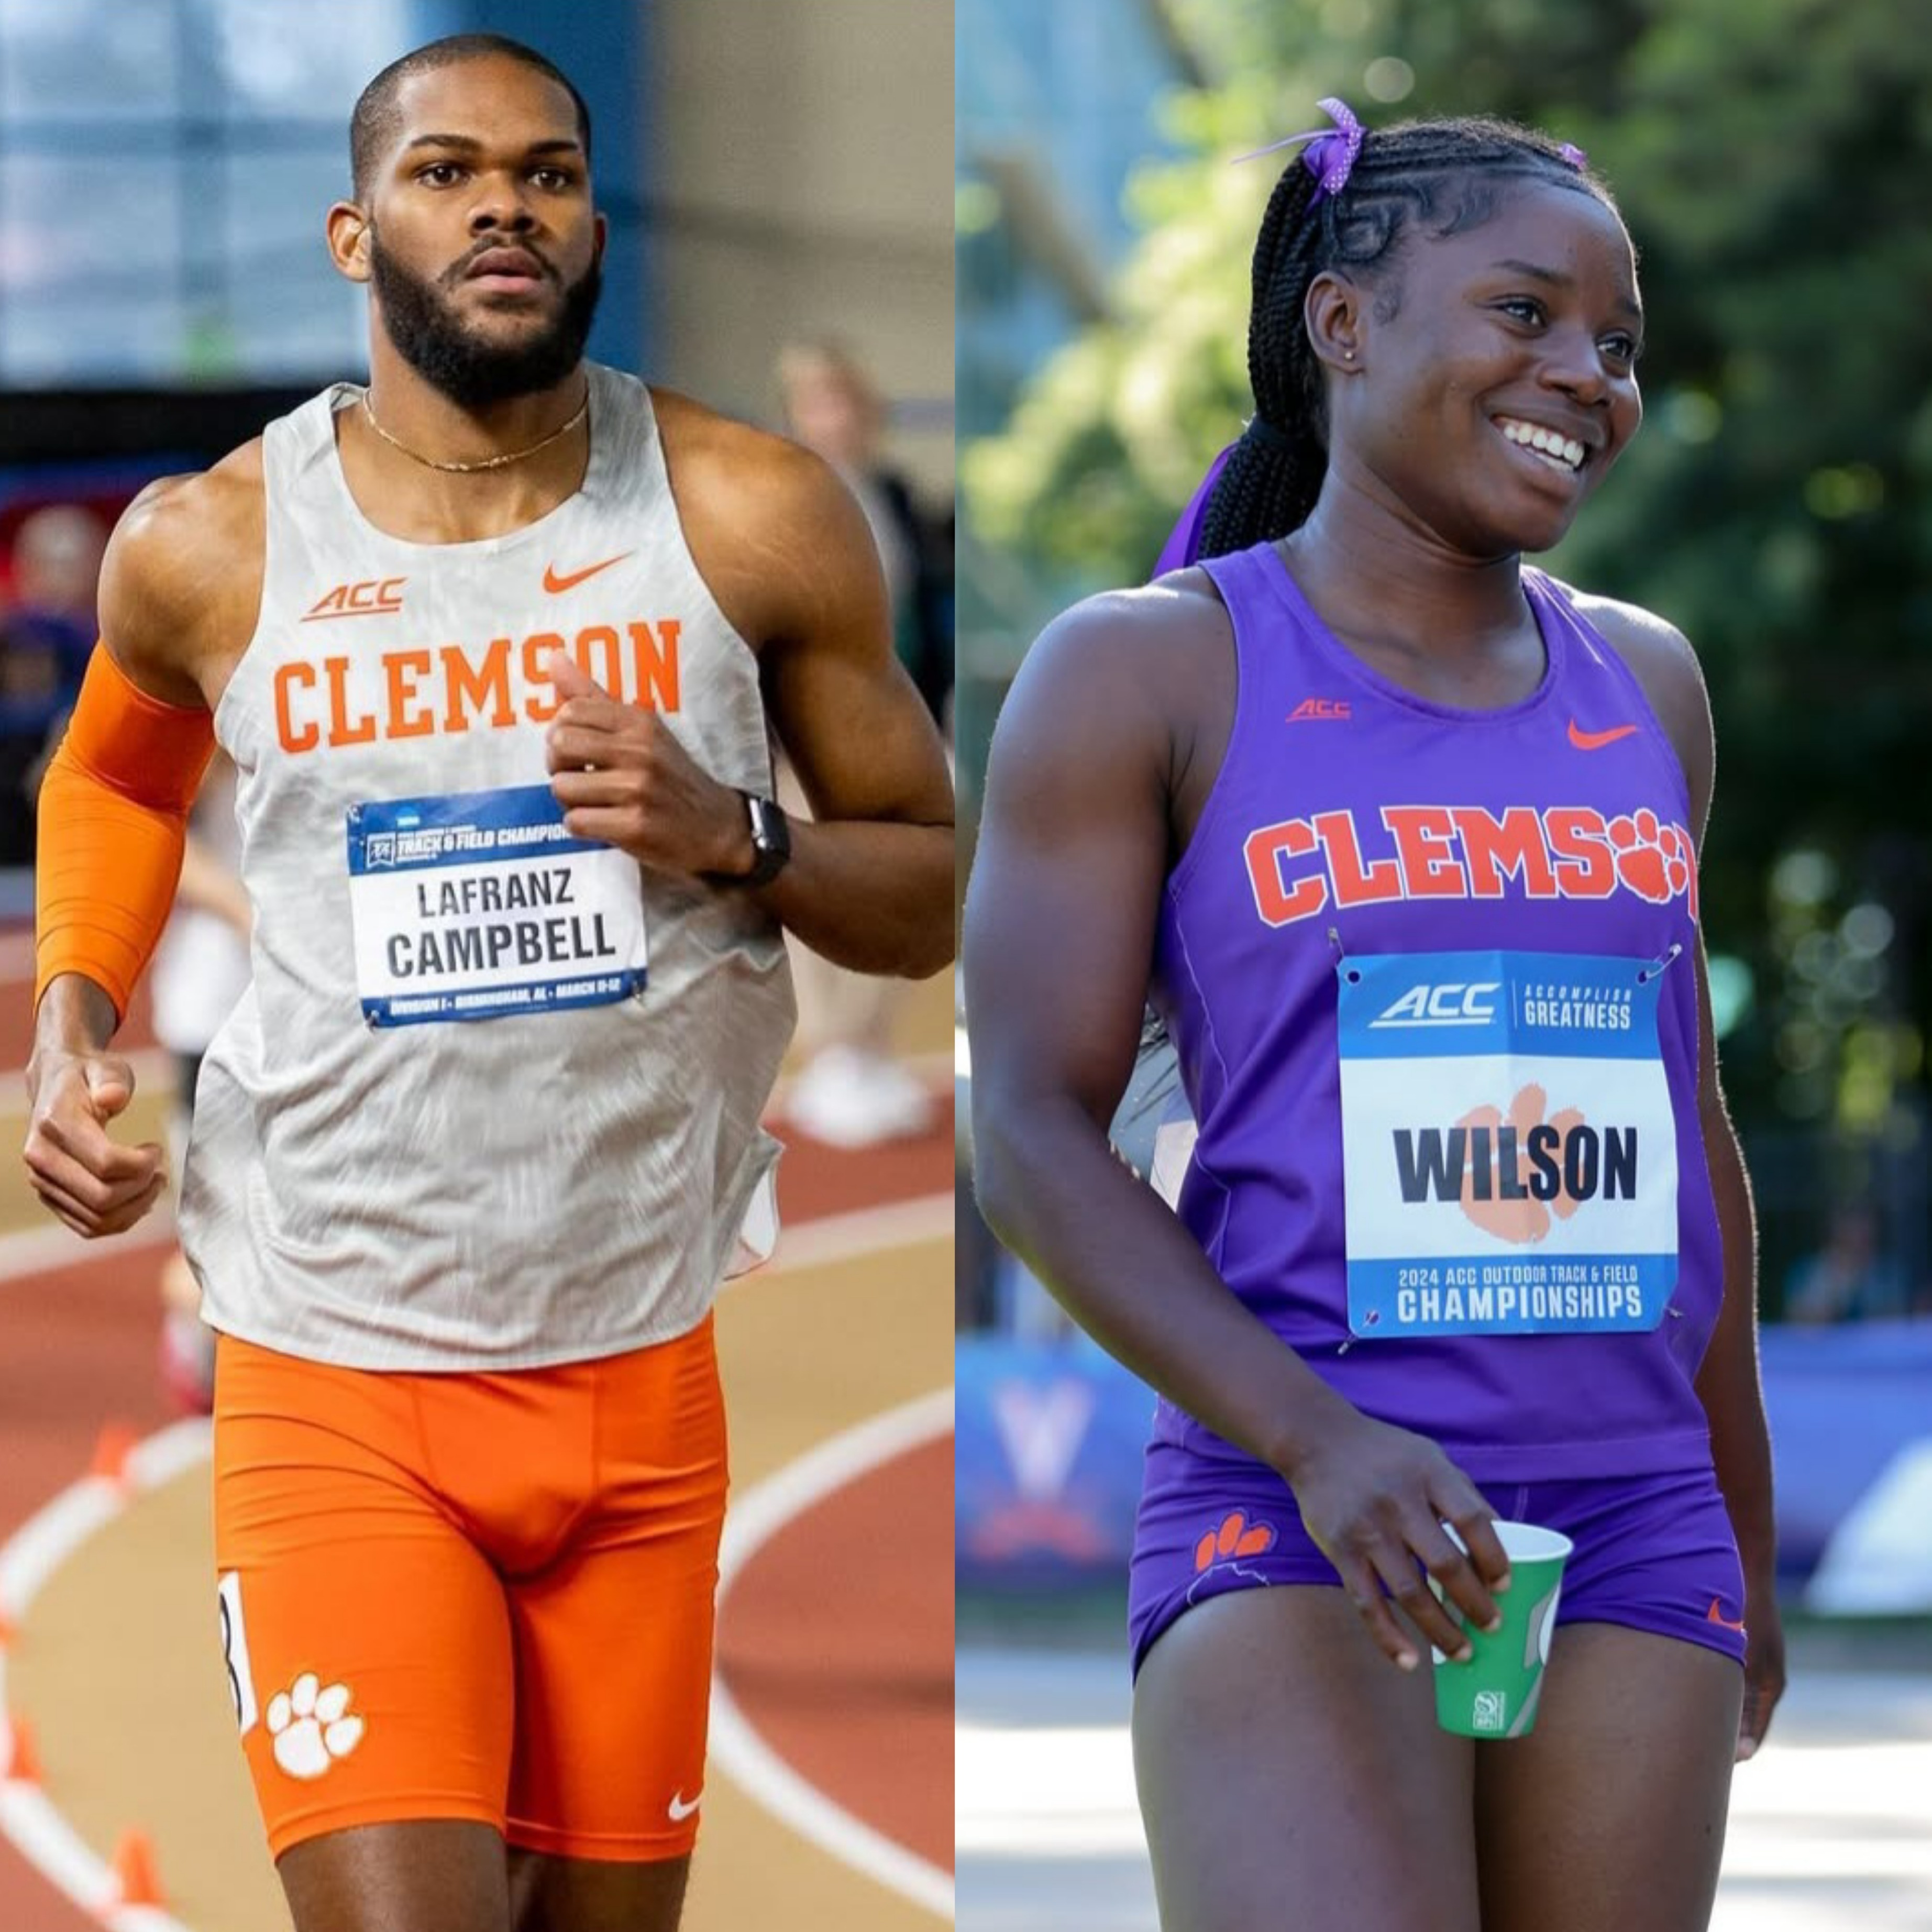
[34,646,218,1021]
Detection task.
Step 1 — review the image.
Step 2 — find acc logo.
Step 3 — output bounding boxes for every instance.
[302,577,407,622]
[1371,981,1501,1029]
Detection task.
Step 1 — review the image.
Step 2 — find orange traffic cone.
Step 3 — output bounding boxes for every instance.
[89,1421,138,1488]
[107,1828,165,1909]
[4,1716,42,1783]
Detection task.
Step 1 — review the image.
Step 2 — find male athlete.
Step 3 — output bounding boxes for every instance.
[24,34,953,1932]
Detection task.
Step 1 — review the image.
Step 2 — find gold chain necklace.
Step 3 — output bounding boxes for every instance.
[359,385,590,474]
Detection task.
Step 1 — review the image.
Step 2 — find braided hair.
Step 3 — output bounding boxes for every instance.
[1197,116,1617,560]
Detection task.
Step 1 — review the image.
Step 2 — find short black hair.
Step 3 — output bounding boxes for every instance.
[1200,115,1619,558]
[349,33,593,200]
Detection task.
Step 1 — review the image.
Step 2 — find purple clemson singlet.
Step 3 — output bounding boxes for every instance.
[1149,542,1723,1481]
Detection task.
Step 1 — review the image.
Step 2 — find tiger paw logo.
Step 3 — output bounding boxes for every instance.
[267,1673,364,1780]
[1195,1509,1276,1574]
[1606,810,1694,905]
[1458,1085,1586,1244]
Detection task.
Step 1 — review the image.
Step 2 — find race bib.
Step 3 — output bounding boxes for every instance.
[1337,950,1678,1338]
[346,785,647,1026]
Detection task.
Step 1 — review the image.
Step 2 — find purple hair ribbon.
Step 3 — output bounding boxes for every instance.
[1152,442,1235,577]
[1558,141,1589,170]
[1231,97,1364,206]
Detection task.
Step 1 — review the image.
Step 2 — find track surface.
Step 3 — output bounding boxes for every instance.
[0,953,953,1931]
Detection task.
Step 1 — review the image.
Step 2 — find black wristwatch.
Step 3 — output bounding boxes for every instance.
[717,790,790,887]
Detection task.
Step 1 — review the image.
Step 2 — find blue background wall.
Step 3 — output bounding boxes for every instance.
[958,1328,1932,1612]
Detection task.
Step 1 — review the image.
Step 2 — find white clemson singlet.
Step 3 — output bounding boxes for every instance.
[180,363,796,1368]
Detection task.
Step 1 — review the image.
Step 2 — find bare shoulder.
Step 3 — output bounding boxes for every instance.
[98,439,266,706]
[650,384,816,505]
[1565,588,1706,712]
[649,385,855,647]
[1563,583,1715,822]
[1020,568,1230,699]
[994,568,1233,798]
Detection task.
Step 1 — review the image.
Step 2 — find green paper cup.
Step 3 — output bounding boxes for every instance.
[1431,1520,1573,1739]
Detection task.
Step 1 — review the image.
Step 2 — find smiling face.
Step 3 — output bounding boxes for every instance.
[1326,177,1644,557]
[342,53,605,407]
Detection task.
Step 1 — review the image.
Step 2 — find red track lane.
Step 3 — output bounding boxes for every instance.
[765,1117,952,1221]
[716,1433,955,1874]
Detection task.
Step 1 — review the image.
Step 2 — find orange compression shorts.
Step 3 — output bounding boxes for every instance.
[212,1317,727,1864]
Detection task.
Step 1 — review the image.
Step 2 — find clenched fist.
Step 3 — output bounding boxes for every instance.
[24,1040,167,1239]
[543,651,754,880]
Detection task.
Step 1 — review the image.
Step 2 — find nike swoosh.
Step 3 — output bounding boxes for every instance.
[1706,1598,1747,1632]
[544,553,632,594]
[668,1790,702,1822]
[1568,720,1639,751]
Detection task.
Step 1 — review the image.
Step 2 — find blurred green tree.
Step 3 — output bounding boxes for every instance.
[964,0,1932,1236]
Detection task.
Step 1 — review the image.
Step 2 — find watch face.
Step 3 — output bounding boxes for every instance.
[752,795,789,852]
[746,793,790,880]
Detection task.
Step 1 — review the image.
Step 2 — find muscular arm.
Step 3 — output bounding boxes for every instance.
[663,394,954,978]
[982,572,1481,1477]
[966,590,1509,1666]
[34,471,229,1043]
[966,593,1353,1463]
[1585,593,1783,1754]
[26,458,259,1237]
[1691,955,1779,1592]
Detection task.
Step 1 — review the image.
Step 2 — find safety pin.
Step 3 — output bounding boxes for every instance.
[1330,926,1361,985]
[1636,942,1684,985]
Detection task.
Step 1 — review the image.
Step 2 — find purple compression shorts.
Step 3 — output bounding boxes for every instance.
[1129,1440,1748,1679]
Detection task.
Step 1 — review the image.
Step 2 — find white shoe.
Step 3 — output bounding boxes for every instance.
[786,1046,934,1149]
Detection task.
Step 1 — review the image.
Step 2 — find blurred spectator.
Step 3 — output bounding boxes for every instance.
[775,341,948,1146]
[1786,1205,1913,1323]
[777,340,953,727]
[0,503,106,864]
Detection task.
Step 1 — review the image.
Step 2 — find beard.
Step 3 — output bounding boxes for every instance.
[369,230,603,409]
